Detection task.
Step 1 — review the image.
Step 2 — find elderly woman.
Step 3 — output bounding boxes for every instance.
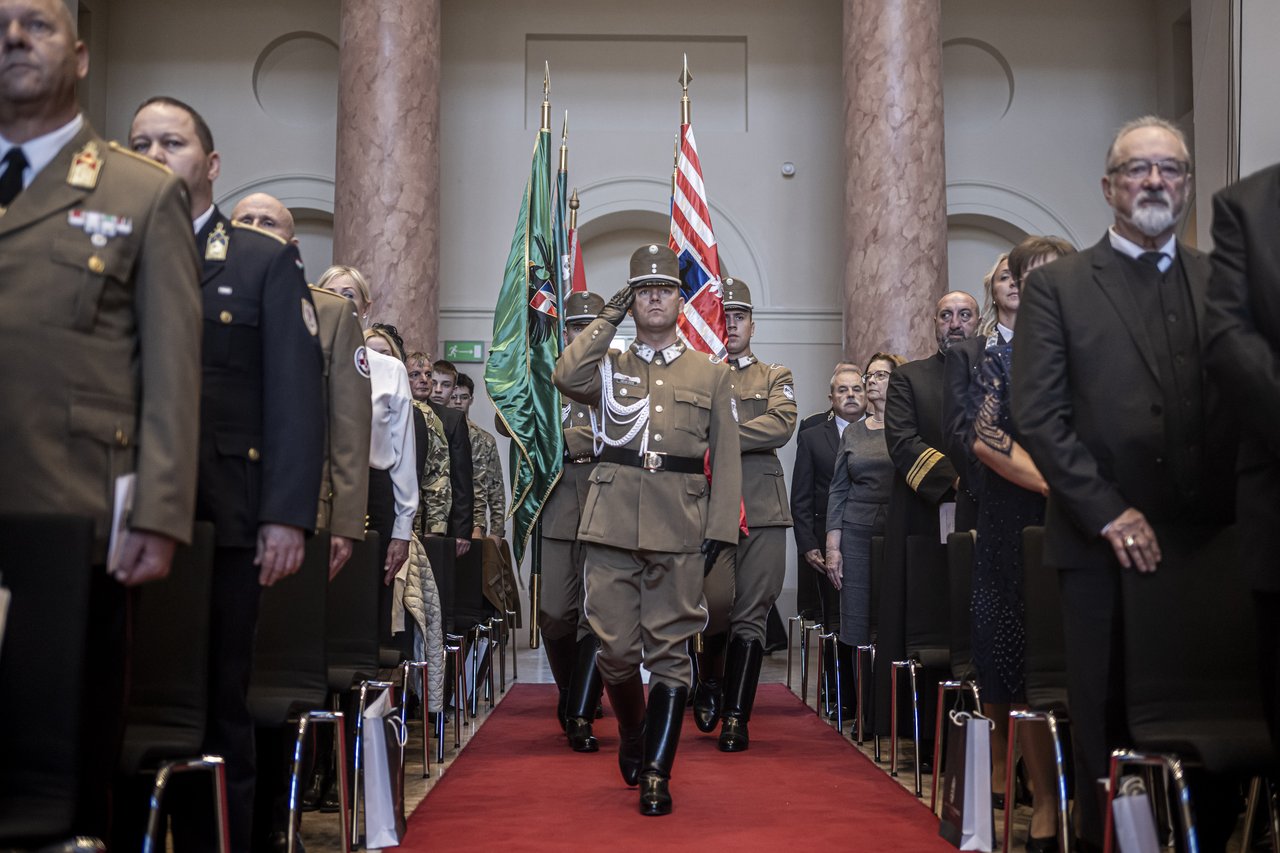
[823,353,905,676]
[967,235,1073,849]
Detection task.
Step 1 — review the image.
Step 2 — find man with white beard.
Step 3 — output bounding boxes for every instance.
[1012,116,1241,852]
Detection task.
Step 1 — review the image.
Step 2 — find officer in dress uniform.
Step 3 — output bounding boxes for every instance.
[540,291,608,752]
[0,2,202,841]
[129,96,325,853]
[696,278,797,751]
[554,245,741,816]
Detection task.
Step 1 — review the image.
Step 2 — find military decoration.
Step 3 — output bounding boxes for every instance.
[68,209,133,248]
[205,222,229,261]
[354,346,371,378]
[67,142,102,189]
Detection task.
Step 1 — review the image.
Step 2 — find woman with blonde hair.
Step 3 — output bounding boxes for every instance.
[975,252,1013,339]
[315,264,374,328]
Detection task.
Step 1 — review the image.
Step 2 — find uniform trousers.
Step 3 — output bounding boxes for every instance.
[582,543,707,689]
[538,536,591,643]
[367,467,411,659]
[170,546,262,853]
[702,526,786,645]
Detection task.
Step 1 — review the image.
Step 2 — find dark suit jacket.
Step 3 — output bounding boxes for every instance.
[790,416,840,555]
[195,209,325,548]
[1205,163,1280,590]
[429,400,475,539]
[799,409,832,433]
[1013,234,1236,571]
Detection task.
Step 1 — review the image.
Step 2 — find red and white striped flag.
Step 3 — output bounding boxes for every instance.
[669,122,728,358]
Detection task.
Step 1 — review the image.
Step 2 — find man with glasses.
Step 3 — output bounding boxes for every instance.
[1013,116,1239,852]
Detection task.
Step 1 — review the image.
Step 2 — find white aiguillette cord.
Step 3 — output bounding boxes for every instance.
[594,356,650,457]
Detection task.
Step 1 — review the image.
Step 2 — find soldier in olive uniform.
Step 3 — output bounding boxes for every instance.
[554,245,741,816]
[0,1,202,839]
[130,97,325,853]
[696,278,798,752]
[540,292,608,752]
[413,397,453,539]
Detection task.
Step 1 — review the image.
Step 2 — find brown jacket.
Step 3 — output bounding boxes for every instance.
[541,398,597,541]
[0,123,202,552]
[553,319,742,551]
[725,355,797,528]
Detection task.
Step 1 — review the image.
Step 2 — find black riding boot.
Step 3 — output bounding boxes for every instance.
[542,632,577,731]
[565,635,604,752]
[639,682,687,816]
[718,637,763,752]
[604,673,646,786]
[692,632,727,733]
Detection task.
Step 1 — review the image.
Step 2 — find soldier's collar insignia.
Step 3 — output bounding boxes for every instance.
[205,222,229,262]
[67,141,102,190]
[733,354,756,369]
[660,342,685,363]
[631,342,656,362]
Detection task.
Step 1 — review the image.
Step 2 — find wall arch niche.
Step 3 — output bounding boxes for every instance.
[218,174,335,281]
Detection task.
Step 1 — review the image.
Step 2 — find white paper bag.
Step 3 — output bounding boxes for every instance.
[939,710,995,851]
[362,689,408,848]
[1112,775,1161,853]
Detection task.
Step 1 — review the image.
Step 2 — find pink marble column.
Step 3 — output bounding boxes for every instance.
[334,0,441,358]
[842,0,948,362]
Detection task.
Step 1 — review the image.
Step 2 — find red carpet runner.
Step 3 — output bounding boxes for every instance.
[396,682,954,852]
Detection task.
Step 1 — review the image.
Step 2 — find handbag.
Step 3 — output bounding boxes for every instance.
[362,688,408,848]
[939,710,995,851]
[1111,774,1161,853]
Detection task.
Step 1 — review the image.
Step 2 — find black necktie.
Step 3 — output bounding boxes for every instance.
[0,147,28,208]
[1139,250,1166,268]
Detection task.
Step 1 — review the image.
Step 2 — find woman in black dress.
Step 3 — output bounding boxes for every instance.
[968,235,1073,850]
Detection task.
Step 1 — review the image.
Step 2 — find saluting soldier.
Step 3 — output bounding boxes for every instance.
[696,278,798,751]
[554,245,741,816]
[129,96,325,853]
[0,0,202,840]
[539,291,608,752]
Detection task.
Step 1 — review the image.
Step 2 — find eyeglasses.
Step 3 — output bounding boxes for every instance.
[1107,158,1190,181]
[865,370,891,382]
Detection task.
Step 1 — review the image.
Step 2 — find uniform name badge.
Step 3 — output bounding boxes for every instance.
[205,222,229,261]
[67,142,102,190]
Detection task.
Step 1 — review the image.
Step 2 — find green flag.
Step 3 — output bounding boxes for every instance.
[485,119,563,566]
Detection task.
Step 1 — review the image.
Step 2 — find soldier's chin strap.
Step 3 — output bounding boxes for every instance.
[595,355,650,457]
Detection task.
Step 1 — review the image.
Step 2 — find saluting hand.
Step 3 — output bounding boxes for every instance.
[256,523,306,586]
[600,285,636,326]
[112,530,178,587]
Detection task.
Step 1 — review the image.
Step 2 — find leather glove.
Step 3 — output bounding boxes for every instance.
[701,539,729,576]
[599,284,636,326]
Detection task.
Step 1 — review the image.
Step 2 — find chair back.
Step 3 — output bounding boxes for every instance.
[452,540,494,636]
[120,522,216,773]
[325,532,381,692]
[946,531,976,680]
[0,514,95,842]
[903,534,950,667]
[1122,523,1275,774]
[1021,526,1069,714]
[247,533,330,727]
[423,536,456,634]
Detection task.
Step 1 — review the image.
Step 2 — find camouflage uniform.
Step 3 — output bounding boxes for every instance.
[413,399,451,536]
[468,420,506,535]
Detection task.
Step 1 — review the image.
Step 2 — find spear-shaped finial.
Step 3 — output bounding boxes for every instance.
[559,110,569,171]
[679,53,692,125]
[568,188,580,230]
[541,61,551,131]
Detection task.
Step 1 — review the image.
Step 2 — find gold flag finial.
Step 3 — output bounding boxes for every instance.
[569,188,580,230]
[559,110,569,171]
[679,53,692,125]
[541,61,551,132]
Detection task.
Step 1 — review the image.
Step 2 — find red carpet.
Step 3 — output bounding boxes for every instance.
[395,682,955,852]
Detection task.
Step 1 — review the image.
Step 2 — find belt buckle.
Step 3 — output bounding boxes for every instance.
[642,450,665,472]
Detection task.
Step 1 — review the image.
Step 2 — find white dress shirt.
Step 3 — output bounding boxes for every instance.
[0,113,82,188]
[367,349,418,541]
[834,414,851,437]
[1108,226,1177,272]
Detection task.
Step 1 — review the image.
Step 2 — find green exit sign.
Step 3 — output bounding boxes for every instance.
[444,340,485,363]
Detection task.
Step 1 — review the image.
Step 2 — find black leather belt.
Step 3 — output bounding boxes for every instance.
[600,447,703,474]
[564,453,596,464]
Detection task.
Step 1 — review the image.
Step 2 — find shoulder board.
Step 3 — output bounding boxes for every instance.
[108,141,173,174]
[708,355,723,364]
[769,362,784,370]
[230,220,288,245]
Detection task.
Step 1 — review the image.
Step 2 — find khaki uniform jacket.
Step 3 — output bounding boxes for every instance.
[309,286,372,540]
[413,400,452,536]
[541,398,598,541]
[726,355,797,528]
[553,319,742,552]
[468,421,506,534]
[0,123,202,552]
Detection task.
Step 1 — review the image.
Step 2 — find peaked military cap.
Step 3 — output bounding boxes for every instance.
[628,243,681,287]
[564,290,605,322]
[721,276,753,310]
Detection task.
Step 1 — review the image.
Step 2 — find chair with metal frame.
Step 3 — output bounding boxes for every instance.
[854,535,886,758]
[1102,524,1276,853]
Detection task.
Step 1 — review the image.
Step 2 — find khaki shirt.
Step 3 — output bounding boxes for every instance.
[726,354,797,528]
[413,400,451,535]
[542,398,597,541]
[553,318,742,552]
[0,125,202,552]
[468,420,506,535]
